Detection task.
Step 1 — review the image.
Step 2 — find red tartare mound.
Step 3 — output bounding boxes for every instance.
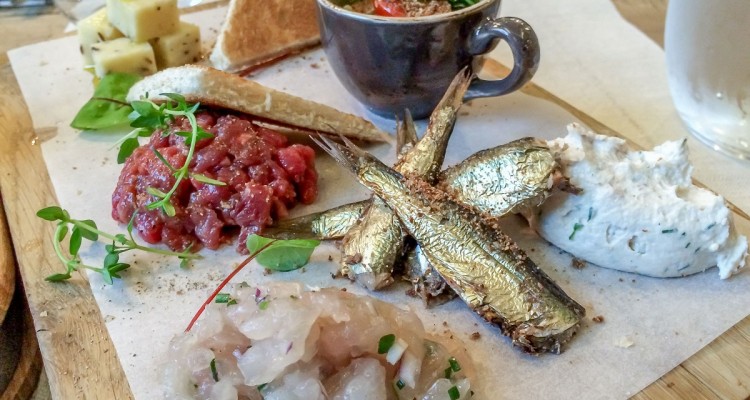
[111,111,318,252]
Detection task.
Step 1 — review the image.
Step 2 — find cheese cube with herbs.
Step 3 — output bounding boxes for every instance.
[150,21,201,69]
[92,38,157,78]
[106,0,179,42]
[77,8,124,65]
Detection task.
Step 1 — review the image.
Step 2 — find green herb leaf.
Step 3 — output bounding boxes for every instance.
[117,137,141,164]
[191,173,226,186]
[210,358,219,382]
[37,206,66,221]
[70,73,141,130]
[215,293,232,303]
[45,272,72,282]
[104,252,119,268]
[378,334,396,354]
[146,187,168,199]
[448,357,461,372]
[56,225,69,242]
[78,220,99,241]
[569,223,584,240]
[246,235,320,272]
[69,228,83,256]
[448,385,460,400]
[258,300,270,310]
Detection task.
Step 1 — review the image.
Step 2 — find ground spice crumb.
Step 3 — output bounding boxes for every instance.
[571,258,586,269]
[592,315,604,323]
[328,255,333,261]
[666,382,675,388]
[264,268,272,276]
[442,321,448,327]
[470,332,481,340]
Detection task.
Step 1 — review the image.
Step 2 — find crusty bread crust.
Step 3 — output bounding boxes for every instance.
[210,0,321,72]
[126,65,388,142]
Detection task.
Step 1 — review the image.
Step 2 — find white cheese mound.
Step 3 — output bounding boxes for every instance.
[529,123,748,279]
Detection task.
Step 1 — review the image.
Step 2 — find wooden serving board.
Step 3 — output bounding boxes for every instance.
[1,2,749,399]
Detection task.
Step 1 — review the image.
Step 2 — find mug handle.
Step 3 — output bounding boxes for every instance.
[464,17,540,100]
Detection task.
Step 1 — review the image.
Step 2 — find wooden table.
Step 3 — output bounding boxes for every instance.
[1,1,749,399]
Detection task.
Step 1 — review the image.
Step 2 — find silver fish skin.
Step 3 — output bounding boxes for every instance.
[260,200,368,240]
[340,69,472,290]
[315,135,585,354]
[439,137,558,219]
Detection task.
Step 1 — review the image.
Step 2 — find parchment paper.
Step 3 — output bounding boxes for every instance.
[9,6,750,399]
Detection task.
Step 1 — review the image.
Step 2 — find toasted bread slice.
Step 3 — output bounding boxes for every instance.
[209,0,320,72]
[126,65,388,142]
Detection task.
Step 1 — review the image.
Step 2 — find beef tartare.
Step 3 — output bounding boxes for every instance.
[112,111,318,252]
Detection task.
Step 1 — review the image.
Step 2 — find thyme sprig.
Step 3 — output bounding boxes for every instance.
[126,93,226,217]
[37,206,200,284]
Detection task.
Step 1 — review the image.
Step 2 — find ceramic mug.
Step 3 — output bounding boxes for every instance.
[315,0,540,119]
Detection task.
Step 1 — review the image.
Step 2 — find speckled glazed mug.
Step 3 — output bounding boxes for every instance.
[316,0,539,118]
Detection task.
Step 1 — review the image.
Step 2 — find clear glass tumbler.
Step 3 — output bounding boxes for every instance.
[665,0,750,160]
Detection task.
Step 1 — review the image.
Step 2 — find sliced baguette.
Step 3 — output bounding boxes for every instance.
[210,0,320,72]
[126,65,388,142]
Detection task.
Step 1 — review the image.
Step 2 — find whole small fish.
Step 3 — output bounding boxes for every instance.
[339,69,472,290]
[314,135,585,354]
[261,201,367,240]
[438,137,558,219]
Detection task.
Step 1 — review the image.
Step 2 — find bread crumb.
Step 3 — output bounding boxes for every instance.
[469,332,481,340]
[592,315,604,323]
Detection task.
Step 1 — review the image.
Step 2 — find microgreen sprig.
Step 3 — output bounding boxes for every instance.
[37,206,201,284]
[125,93,226,217]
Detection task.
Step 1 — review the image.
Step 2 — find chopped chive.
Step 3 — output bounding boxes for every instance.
[258,300,270,310]
[569,223,584,240]
[209,358,219,382]
[706,223,716,230]
[449,357,461,372]
[448,385,460,400]
[587,207,594,221]
[661,229,676,234]
[396,379,405,390]
[227,299,237,306]
[215,293,231,303]
[257,383,267,391]
[444,366,453,379]
[685,242,691,249]
[378,334,396,354]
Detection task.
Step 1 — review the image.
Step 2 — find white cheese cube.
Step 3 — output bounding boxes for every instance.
[150,21,202,69]
[91,38,157,78]
[106,0,179,42]
[77,8,124,65]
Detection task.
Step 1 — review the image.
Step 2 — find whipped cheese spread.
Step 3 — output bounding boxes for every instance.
[528,124,748,279]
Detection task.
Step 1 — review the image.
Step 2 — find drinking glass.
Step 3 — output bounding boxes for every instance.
[665,0,750,160]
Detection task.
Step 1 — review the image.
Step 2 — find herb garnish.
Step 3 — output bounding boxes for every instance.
[37,206,199,284]
[128,93,224,216]
[215,293,236,305]
[70,73,141,130]
[395,379,405,390]
[378,334,396,354]
[448,357,461,372]
[246,235,320,272]
[448,385,460,400]
[447,0,477,10]
[569,223,584,240]
[209,358,219,382]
